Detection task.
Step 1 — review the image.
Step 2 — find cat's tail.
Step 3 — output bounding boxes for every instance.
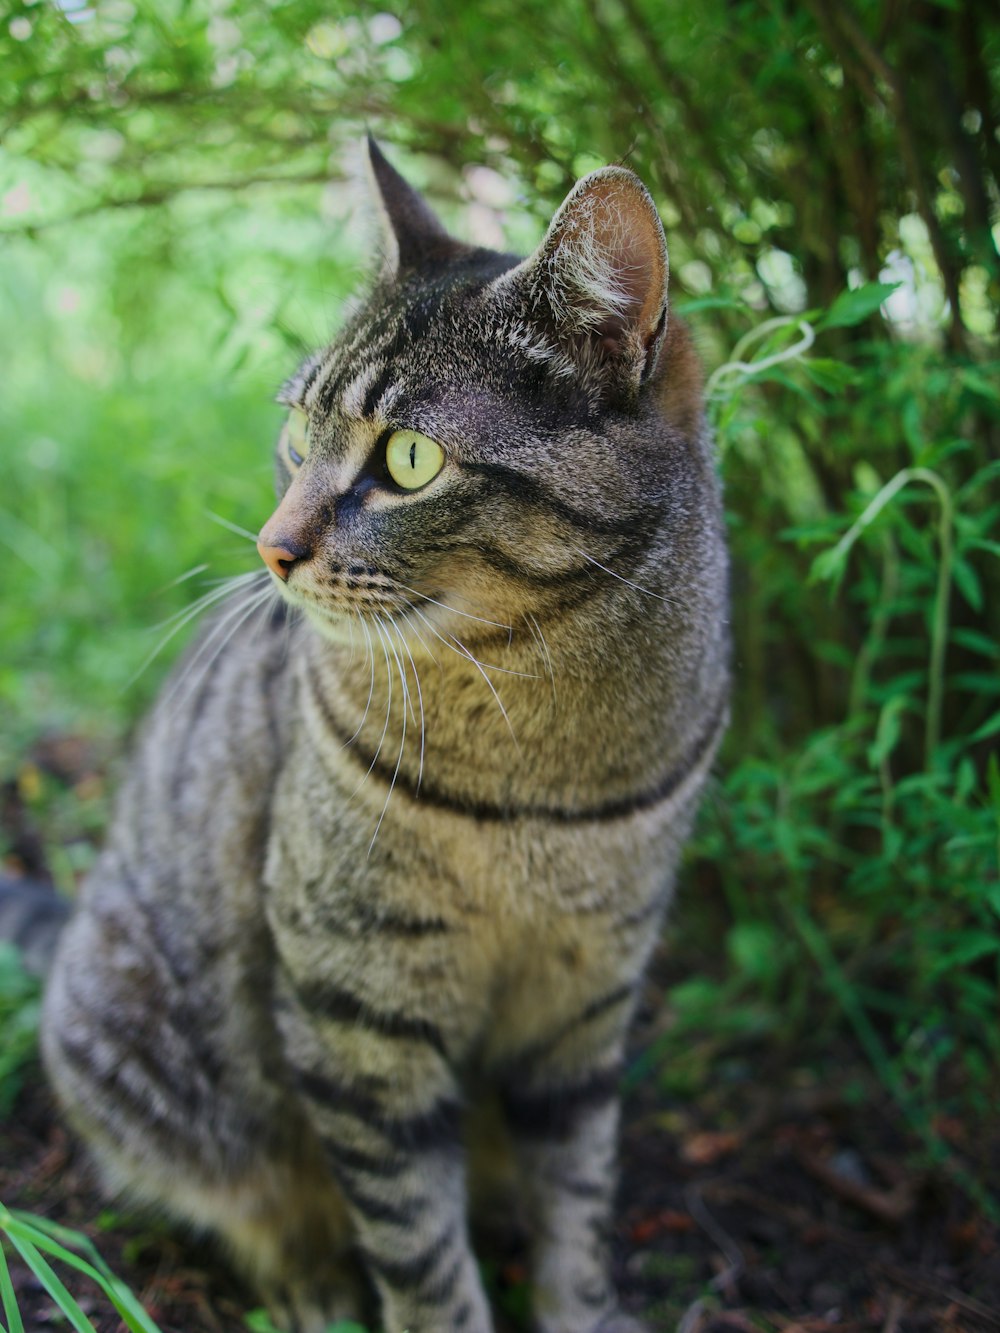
[0,876,71,978]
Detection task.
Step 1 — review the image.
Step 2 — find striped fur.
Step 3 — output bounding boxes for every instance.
[42,142,729,1333]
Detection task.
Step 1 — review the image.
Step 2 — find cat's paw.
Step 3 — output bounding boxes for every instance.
[262,1270,366,1333]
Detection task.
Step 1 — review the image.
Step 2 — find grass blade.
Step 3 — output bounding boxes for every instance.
[0,1240,25,1333]
[4,1212,161,1333]
[3,1232,94,1333]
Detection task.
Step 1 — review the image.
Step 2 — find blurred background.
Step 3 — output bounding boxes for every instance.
[1,0,998,1218]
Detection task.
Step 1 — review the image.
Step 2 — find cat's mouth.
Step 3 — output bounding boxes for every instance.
[265,562,416,624]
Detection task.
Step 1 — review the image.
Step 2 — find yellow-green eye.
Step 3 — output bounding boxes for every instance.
[385,429,445,491]
[284,408,310,466]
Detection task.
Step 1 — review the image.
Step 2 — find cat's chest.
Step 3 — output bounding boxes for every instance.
[264,725,677,921]
[262,730,686,1046]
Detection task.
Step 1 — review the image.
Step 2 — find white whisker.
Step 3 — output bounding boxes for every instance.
[408,604,520,754]
[394,581,511,632]
[205,510,260,544]
[160,563,211,591]
[572,548,684,607]
[401,601,537,679]
[525,611,557,706]
[126,572,268,689]
[399,604,440,668]
[147,572,263,632]
[376,612,415,727]
[389,613,426,792]
[349,615,394,801]
[342,613,377,747]
[368,615,408,856]
[163,584,275,714]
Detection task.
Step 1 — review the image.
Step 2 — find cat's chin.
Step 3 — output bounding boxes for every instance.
[303,604,355,644]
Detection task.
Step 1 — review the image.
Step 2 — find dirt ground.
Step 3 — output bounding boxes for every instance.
[1,738,998,1332]
[3,979,998,1333]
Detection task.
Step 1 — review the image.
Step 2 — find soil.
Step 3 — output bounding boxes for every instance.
[2,740,998,1332]
[3,988,998,1333]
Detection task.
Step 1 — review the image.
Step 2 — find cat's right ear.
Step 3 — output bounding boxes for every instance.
[499,166,670,394]
[366,136,462,277]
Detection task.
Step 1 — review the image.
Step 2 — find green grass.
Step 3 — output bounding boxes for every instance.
[0,1201,368,1333]
[0,946,41,1120]
[0,1204,163,1333]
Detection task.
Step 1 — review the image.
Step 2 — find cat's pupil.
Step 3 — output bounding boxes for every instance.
[409,441,416,469]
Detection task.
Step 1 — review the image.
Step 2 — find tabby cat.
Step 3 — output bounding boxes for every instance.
[40,140,729,1333]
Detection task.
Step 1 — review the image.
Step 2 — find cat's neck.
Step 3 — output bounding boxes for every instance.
[295,584,723,817]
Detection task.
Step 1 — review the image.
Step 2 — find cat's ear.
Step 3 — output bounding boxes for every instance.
[366,136,462,276]
[507,167,669,390]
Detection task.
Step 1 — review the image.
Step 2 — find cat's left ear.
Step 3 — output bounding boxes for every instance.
[366,136,464,276]
[505,166,669,391]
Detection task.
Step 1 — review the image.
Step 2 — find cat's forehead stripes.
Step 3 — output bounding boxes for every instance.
[339,364,382,419]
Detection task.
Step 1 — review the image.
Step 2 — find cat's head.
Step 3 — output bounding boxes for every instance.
[257,138,677,641]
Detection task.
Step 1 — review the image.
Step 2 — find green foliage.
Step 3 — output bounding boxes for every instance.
[0,1204,164,1333]
[679,291,1000,1176]
[0,946,41,1119]
[244,1312,367,1333]
[0,1201,374,1332]
[0,0,997,1314]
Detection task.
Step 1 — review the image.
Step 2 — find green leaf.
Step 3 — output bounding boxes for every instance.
[5,1212,162,1333]
[932,934,1000,973]
[0,1241,25,1333]
[809,545,848,590]
[673,296,750,315]
[3,1234,94,1333]
[800,357,859,392]
[951,628,1000,659]
[868,696,909,768]
[244,1312,282,1333]
[952,557,983,612]
[727,922,783,981]
[965,538,1000,560]
[818,282,900,330]
[958,369,1000,403]
[970,712,1000,743]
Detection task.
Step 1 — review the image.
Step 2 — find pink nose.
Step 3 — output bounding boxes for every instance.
[256,541,300,582]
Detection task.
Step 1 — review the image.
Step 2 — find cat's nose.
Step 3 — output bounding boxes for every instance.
[257,540,305,582]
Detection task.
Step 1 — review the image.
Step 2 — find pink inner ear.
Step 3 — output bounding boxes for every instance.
[553,172,668,344]
[591,182,666,334]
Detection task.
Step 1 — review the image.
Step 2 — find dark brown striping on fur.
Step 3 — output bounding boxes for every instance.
[502,1064,622,1139]
[503,983,636,1071]
[294,1063,464,1154]
[322,1138,409,1180]
[286,972,450,1057]
[462,461,659,538]
[292,1066,388,1123]
[56,1032,184,1143]
[362,1221,459,1293]
[332,1173,424,1228]
[308,680,728,824]
[40,145,730,1333]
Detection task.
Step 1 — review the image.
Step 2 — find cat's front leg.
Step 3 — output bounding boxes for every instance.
[280,995,492,1333]
[504,1059,648,1333]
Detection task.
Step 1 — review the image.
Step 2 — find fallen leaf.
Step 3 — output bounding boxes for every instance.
[680,1129,742,1165]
